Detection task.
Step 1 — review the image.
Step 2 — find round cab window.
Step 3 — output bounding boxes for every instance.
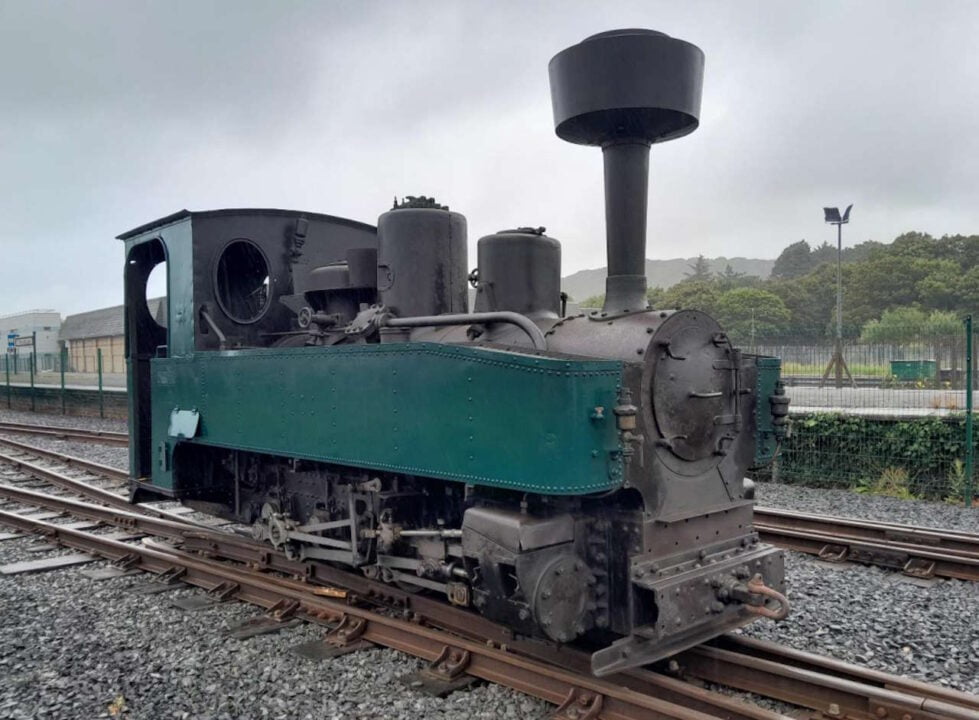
[215,240,271,323]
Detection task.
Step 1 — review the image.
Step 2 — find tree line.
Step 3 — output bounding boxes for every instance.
[577,231,979,343]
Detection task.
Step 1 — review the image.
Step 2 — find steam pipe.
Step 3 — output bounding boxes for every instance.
[382,311,547,350]
[603,140,651,314]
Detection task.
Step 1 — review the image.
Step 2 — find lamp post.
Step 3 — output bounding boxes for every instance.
[820,204,856,389]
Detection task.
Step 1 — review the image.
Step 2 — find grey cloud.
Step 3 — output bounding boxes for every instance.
[1,0,977,315]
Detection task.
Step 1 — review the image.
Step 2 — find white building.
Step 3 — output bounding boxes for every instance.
[0,310,62,371]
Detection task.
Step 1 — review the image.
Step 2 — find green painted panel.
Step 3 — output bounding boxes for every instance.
[150,343,625,495]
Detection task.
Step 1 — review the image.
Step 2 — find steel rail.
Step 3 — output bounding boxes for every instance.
[0,421,129,446]
[0,437,129,482]
[754,507,979,582]
[5,483,975,720]
[756,507,979,556]
[0,483,191,541]
[0,452,207,528]
[679,635,979,720]
[0,508,735,720]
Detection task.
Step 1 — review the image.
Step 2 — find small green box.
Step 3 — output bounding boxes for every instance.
[890,360,937,381]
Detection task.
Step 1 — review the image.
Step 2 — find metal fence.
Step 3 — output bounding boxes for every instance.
[746,317,977,505]
[3,347,113,418]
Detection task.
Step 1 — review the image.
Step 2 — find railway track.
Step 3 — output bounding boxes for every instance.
[0,437,207,528]
[0,463,977,719]
[0,421,129,446]
[753,507,979,582]
[2,423,978,583]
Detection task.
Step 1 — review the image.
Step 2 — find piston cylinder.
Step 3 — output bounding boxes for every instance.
[377,199,468,318]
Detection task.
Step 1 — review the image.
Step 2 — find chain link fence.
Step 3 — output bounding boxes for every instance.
[745,319,977,505]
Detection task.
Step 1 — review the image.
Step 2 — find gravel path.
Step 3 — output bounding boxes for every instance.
[1,410,977,716]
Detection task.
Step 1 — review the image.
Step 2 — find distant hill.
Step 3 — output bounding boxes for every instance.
[561,257,774,301]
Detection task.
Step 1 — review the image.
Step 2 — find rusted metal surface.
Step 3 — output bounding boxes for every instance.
[0,436,129,482]
[0,422,129,446]
[677,635,979,720]
[754,507,979,582]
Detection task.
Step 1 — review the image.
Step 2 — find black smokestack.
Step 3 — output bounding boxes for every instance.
[548,29,704,315]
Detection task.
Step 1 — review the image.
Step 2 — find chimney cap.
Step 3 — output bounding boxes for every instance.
[548,28,704,147]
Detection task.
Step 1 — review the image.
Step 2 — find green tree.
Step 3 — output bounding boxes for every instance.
[579,294,604,308]
[859,307,929,344]
[844,256,953,326]
[810,241,838,267]
[661,280,720,315]
[714,288,790,341]
[954,266,979,310]
[716,263,750,291]
[765,264,840,334]
[842,240,885,263]
[916,267,961,312]
[771,240,813,279]
[888,231,937,259]
[684,255,712,282]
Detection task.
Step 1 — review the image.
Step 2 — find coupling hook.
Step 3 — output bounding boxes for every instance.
[743,573,790,621]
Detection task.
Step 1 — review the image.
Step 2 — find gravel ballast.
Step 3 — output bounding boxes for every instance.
[0,541,550,720]
[0,408,127,435]
[1,410,978,717]
[757,480,979,533]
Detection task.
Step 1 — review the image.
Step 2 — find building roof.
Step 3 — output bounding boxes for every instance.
[61,298,167,341]
[0,309,59,321]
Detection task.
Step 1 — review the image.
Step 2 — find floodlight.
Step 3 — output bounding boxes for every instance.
[819,202,856,388]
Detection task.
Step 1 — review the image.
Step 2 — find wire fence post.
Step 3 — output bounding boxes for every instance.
[31,330,37,412]
[29,349,35,413]
[60,345,67,415]
[97,348,104,420]
[964,315,974,507]
[4,354,9,409]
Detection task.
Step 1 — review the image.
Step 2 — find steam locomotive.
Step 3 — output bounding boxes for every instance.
[122,28,789,675]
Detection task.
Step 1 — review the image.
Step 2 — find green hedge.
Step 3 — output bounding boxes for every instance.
[754,412,976,501]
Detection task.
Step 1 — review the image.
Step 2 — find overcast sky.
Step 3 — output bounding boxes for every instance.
[1,0,977,316]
